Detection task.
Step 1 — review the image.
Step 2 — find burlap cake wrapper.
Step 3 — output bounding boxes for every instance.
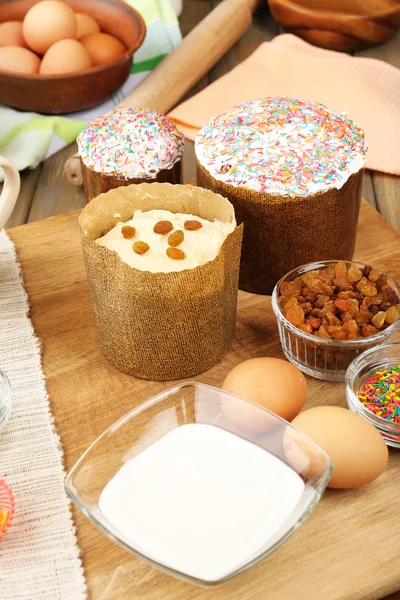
[79,182,243,381]
[197,161,364,295]
[81,158,182,202]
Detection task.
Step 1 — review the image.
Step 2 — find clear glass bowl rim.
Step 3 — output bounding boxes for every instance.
[65,381,333,587]
[272,259,400,347]
[345,342,400,438]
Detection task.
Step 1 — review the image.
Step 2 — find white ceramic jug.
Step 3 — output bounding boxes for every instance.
[0,157,20,230]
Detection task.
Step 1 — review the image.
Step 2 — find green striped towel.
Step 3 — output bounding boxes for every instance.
[0,0,181,181]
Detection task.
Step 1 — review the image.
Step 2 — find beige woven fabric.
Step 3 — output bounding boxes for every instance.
[0,231,87,600]
[169,34,400,175]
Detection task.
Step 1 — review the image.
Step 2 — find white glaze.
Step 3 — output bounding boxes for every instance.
[96,209,235,273]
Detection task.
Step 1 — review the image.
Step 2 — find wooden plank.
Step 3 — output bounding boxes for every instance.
[357,31,400,232]
[27,144,87,222]
[6,199,400,600]
[3,166,41,228]
[210,1,278,80]
[363,170,377,210]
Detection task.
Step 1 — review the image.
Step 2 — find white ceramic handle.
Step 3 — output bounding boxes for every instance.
[0,157,20,230]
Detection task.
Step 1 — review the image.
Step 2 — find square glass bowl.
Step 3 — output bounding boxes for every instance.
[346,343,400,448]
[0,370,12,434]
[65,382,332,586]
[272,260,400,381]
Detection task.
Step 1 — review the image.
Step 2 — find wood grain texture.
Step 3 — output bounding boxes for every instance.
[6,199,400,600]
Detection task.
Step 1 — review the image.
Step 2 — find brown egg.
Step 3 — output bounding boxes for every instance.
[23,0,77,55]
[0,21,28,48]
[75,13,100,39]
[222,358,307,422]
[80,32,126,66]
[0,46,40,74]
[290,406,389,489]
[40,39,91,75]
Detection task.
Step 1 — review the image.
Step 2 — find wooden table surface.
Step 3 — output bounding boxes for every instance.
[7,201,400,600]
[3,2,400,599]
[3,0,400,232]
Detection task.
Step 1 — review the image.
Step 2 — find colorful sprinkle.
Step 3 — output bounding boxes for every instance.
[358,366,400,423]
[77,107,184,179]
[195,97,367,197]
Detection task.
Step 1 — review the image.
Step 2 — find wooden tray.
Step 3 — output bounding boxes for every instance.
[7,200,400,600]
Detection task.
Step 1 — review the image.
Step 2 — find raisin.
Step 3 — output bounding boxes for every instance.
[307,318,321,329]
[360,285,378,297]
[121,225,136,239]
[347,267,363,283]
[371,311,386,329]
[386,287,400,305]
[298,323,313,334]
[362,265,372,278]
[299,302,312,314]
[368,269,380,282]
[362,324,378,337]
[315,294,331,308]
[325,313,341,326]
[166,247,185,260]
[338,291,354,299]
[285,305,305,326]
[318,326,331,339]
[334,261,348,278]
[334,299,351,313]
[294,276,305,287]
[385,305,399,325]
[356,277,368,290]
[341,312,353,323]
[333,277,352,292]
[348,299,360,316]
[154,220,173,234]
[283,297,298,311]
[343,320,358,334]
[332,331,347,340]
[369,304,379,316]
[355,311,372,325]
[280,281,302,297]
[184,220,203,231]
[380,302,391,312]
[133,241,150,255]
[327,326,343,334]
[168,230,184,247]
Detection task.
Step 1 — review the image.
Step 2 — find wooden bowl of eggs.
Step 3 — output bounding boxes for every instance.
[0,0,146,114]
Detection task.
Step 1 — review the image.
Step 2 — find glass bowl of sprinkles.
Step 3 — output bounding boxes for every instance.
[346,343,400,448]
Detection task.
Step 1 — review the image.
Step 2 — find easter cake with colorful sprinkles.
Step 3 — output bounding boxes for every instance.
[77,107,184,201]
[196,97,367,294]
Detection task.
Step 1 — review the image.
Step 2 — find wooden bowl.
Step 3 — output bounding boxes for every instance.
[0,0,146,114]
[268,0,400,52]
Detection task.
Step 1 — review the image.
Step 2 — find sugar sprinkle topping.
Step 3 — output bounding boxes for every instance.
[195,97,367,197]
[77,107,184,179]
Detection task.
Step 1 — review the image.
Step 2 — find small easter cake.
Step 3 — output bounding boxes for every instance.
[79,183,243,381]
[77,107,184,200]
[196,97,367,294]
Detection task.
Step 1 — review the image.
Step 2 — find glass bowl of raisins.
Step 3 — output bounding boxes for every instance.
[272,260,400,381]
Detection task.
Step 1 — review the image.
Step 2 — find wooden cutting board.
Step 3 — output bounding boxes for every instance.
[7,200,400,600]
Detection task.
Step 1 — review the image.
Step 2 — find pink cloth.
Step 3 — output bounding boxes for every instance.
[169,34,400,175]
